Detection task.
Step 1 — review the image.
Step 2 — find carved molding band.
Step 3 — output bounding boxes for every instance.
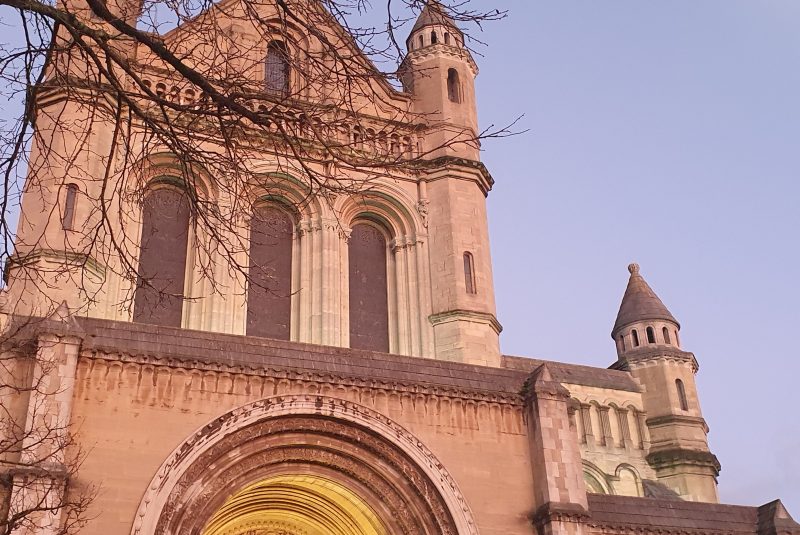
[131,394,479,535]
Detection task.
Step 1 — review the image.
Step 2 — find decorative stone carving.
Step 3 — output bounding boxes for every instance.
[131,395,478,535]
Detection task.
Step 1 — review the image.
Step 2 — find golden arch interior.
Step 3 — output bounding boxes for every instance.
[202,475,388,535]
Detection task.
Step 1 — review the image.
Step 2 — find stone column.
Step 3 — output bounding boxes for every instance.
[7,305,83,535]
[617,408,633,449]
[579,404,594,446]
[525,364,589,535]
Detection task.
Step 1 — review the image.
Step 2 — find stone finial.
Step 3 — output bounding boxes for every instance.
[628,263,640,275]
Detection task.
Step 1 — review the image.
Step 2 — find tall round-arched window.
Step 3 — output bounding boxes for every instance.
[62,183,79,230]
[447,68,461,103]
[133,186,191,327]
[247,204,293,340]
[631,329,640,347]
[265,41,290,96]
[676,379,689,411]
[662,327,671,344]
[463,252,476,294]
[431,31,438,44]
[348,222,389,352]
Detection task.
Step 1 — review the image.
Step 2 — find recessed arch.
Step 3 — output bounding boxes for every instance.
[133,183,191,327]
[247,200,295,340]
[130,395,478,535]
[337,187,422,238]
[203,475,387,535]
[582,461,612,495]
[348,218,390,352]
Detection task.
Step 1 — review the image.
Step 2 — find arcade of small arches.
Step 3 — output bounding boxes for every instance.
[569,399,649,452]
[617,322,681,353]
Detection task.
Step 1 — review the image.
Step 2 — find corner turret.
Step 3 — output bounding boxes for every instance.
[400,1,479,159]
[612,263,682,356]
[611,263,720,502]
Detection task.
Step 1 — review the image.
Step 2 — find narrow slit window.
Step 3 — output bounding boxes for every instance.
[447,68,461,103]
[62,183,78,230]
[646,326,656,344]
[463,252,476,294]
[444,32,451,45]
[431,31,437,44]
[662,327,671,344]
[632,329,640,347]
[619,335,626,351]
[676,379,689,411]
[419,35,424,48]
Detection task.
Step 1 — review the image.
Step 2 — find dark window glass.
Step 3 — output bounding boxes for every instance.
[676,379,689,411]
[464,252,476,294]
[348,223,389,352]
[133,187,191,327]
[447,68,461,103]
[431,31,437,44]
[662,327,671,344]
[62,183,79,230]
[247,205,293,339]
[265,41,290,95]
[646,326,656,344]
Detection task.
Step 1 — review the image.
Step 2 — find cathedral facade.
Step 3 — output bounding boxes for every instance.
[1,2,798,535]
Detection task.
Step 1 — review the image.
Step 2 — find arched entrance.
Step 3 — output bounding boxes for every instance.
[131,395,478,535]
[202,475,387,535]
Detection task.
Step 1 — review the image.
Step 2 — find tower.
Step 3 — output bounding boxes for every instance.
[400,3,501,366]
[611,263,720,502]
[401,0,479,160]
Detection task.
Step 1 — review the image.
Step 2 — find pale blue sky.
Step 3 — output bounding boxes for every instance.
[1,0,798,516]
[478,1,800,513]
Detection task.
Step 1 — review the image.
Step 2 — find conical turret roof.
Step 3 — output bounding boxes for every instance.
[612,263,679,335]
[410,1,462,36]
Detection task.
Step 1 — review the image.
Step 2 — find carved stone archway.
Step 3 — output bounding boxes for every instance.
[131,395,479,535]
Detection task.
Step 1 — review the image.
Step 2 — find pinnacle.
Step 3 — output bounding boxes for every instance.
[612,263,678,336]
[410,1,461,37]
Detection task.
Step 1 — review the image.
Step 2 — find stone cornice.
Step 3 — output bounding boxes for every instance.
[646,448,721,476]
[646,414,710,434]
[529,501,590,528]
[400,44,479,77]
[80,350,523,407]
[428,309,502,334]
[6,248,107,280]
[611,347,699,373]
[419,156,495,195]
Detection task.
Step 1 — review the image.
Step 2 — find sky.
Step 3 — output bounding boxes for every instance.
[475,0,800,514]
[1,0,798,518]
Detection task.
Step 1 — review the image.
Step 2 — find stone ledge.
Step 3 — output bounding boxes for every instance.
[646,448,721,475]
